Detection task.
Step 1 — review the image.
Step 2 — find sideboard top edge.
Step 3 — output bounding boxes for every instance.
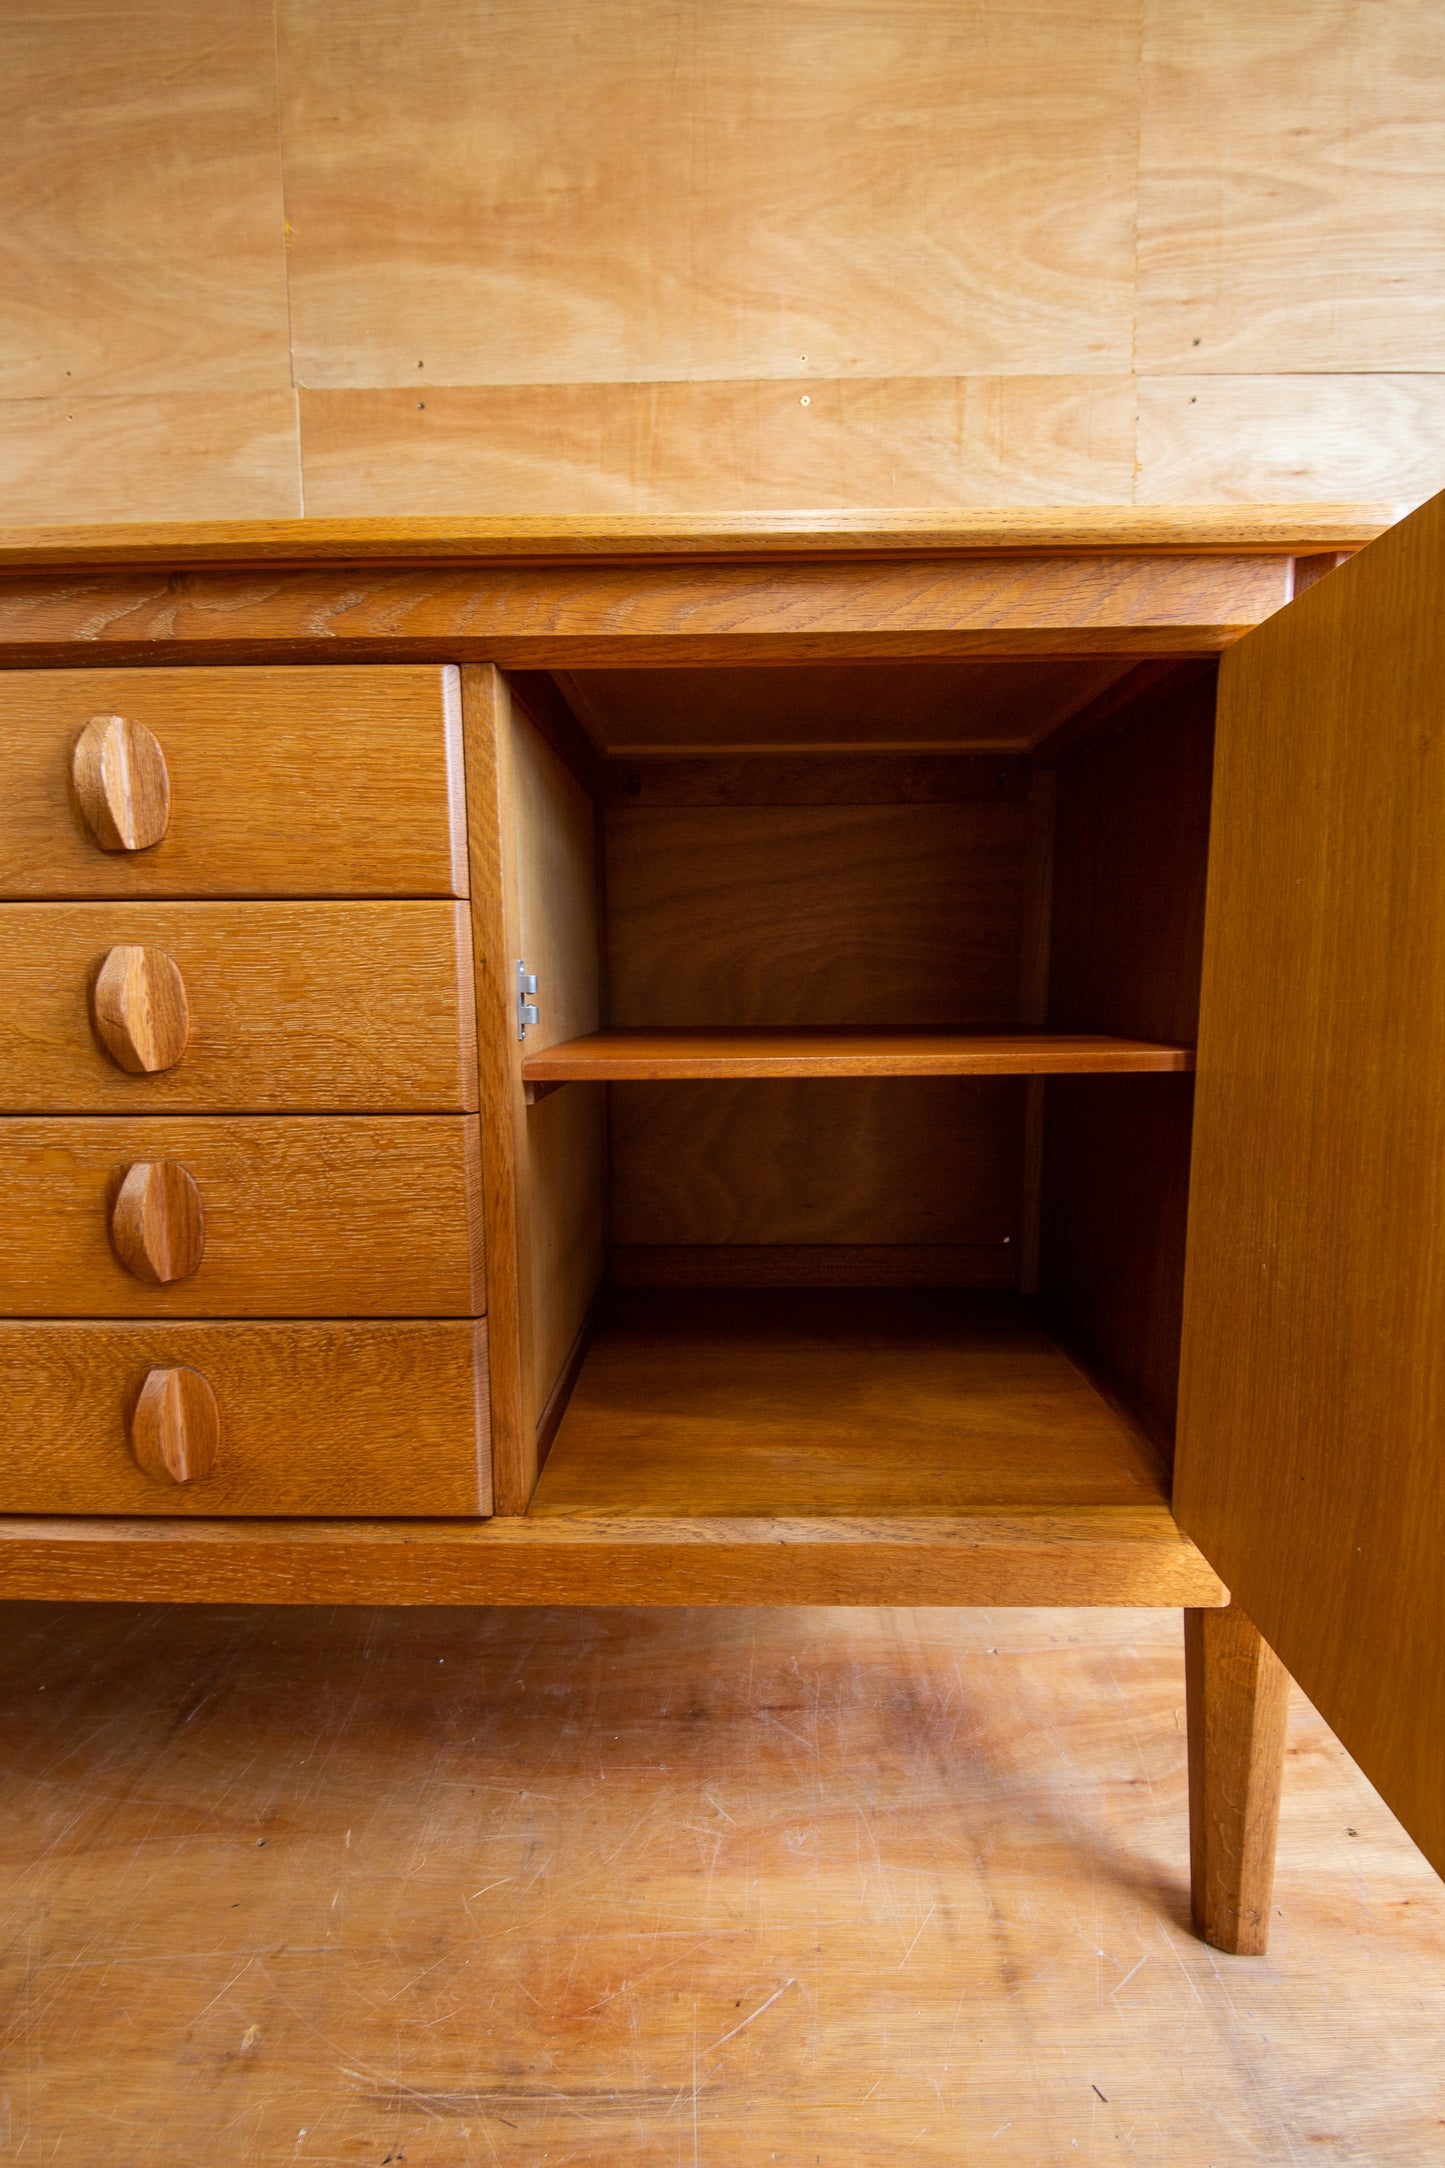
[0,505,1402,571]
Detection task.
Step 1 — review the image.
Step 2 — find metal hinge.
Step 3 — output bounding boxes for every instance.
[516,959,540,1039]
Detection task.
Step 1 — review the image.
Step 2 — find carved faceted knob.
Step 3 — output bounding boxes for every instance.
[71,714,171,852]
[130,1365,220,1484]
[92,945,190,1074]
[111,1162,206,1284]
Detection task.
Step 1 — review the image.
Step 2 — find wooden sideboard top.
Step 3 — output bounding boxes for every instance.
[0,504,1400,571]
[0,505,1402,669]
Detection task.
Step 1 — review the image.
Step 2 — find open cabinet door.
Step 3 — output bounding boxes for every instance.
[1176,488,1445,1877]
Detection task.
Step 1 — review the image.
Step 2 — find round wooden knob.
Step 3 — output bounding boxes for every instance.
[71,714,171,852]
[91,945,190,1074]
[130,1365,220,1484]
[110,1161,206,1284]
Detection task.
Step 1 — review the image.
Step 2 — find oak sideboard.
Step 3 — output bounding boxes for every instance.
[1,498,1440,1958]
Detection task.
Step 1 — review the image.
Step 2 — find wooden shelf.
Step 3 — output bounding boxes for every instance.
[534,1289,1173,1520]
[521,1027,1194,1082]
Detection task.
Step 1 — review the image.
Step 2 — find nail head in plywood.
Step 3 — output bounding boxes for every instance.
[71,714,171,852]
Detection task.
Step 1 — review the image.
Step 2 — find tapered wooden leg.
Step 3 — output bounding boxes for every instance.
[1185,1604,1291,1954]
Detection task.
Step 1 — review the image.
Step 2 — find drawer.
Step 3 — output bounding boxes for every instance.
[0,666,467,898]
[0,1320,490,1515]
[0,1116,485,1316]
[0,901,478,1111]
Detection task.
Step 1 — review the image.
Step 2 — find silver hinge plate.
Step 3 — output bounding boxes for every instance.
[516,959,540,1039]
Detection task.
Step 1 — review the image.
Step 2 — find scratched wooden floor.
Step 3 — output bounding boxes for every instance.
[2,1604,1443,2166]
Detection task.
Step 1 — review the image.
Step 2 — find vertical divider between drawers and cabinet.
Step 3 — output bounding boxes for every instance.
[460,664,609,1516]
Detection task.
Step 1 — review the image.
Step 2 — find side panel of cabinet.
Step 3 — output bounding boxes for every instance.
[1176,489,1445,1877]
[463,665,605,1511]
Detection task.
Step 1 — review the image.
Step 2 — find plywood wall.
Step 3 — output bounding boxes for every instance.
[3,0,1443,521]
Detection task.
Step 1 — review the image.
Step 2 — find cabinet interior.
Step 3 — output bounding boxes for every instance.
[502,657,1216,1518]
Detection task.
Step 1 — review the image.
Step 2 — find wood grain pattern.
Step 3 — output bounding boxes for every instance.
[507,671,606,798]
[1291,551,1354,600]
[90,944,190,1074]
[1176,486,1445,1881]
[526,1027,1192,1079]
[599,753,1033,806]
[0,1116,485,1317]
[0,666,467,898]
[0,507,1395,568]
[535,1290,1172,1521]
[0,393,302,525]
[0,2,289,398]
[510,708,603,1059]
[109,1160,207,1286]
[0,555,1298,671]
[461,667,538,1511]
[605,799,1034,1028]
[1038,668,1216,1449]
[611,1242,1013,1288]
[563,659,1138,757]
[1185,1604,1292,1956]
[1138,0,1445,372]
[509,710,606,1424]
[465,665,634,1503]
[1041,1077,1197,1455]
[299,378,1138,514]
[279,0,1137,387]
[0,902,478,1112]
[525,1079,608,1418]
[13,1607,1445,2164]
[608,1078,1021,1254]
[312,378,1440,526]
[1136,376,1445,509]
[0,1320,490,1517]
[1029,657,1200,767]
[70,713,171,852]
[1046,665,1215,1050]
[603,788,1039,1282]
[129,1364,220,1486]
[533,1292,600,1473]
[0,1508,1222,1606]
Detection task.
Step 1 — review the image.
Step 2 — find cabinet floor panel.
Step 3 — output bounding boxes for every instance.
[532,1289,1170,1519]
[521,1028,1193,1080]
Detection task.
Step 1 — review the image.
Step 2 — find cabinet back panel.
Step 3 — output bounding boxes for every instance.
[611,1075,1022,1256]
[605,800,1034,1028]
[1040,673,1216,1451]
[600,754,1027,807]
[603,784,1037,1279]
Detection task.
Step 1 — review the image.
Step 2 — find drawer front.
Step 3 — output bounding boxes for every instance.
[0,901,478,1111]
[0,666,467,898]
[0,1320,491,1515]
[0,1116,485,1316]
